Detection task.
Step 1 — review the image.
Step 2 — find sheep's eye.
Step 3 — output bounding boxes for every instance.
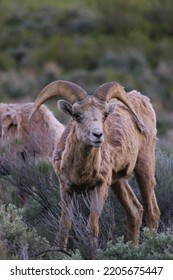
[103,112,109,120]
[73,113,82,122]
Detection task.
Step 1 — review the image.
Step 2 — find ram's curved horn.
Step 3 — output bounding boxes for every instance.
[93,82,131,107]
[29,80,88,121]
[94,82,147,133]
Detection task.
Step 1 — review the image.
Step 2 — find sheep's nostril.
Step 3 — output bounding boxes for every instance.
[92,131,103,139]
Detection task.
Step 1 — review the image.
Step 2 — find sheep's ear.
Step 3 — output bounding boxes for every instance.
[58,100,73,117]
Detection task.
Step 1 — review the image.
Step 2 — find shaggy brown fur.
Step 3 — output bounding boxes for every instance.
[52,90,160,256]
[0,103,64,162]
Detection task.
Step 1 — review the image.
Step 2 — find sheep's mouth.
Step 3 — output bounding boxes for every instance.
[91,140,103,147]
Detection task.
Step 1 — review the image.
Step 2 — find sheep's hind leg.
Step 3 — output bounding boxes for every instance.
[111,179,143,244]
[135,156,160,230]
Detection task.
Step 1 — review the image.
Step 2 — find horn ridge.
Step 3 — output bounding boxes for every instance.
[94,81,147,134]
[93,82,124,102]
[93,81,133,108]
[29,80,88,121]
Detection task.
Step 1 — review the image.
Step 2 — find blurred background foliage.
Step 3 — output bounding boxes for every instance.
[0,0,173,129]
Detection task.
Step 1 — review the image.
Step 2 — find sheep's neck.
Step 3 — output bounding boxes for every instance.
[61,129,104,189]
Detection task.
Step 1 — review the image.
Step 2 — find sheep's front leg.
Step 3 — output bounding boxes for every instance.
[87,185,108,257]
[57,185,74,251]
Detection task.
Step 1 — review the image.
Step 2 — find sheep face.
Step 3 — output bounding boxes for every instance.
[1,111,21,144]
[58,97,115,147]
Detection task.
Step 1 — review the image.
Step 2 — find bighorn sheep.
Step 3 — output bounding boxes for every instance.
[0,103,64,163]
[29,80,160,257]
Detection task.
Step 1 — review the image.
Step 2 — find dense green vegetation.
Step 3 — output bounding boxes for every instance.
[0,0,173,138]
[0,0,173,259]
[0,148,173,259]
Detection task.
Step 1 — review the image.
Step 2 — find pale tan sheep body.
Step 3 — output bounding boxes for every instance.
[0,103,64,162]
[30,80,160,257]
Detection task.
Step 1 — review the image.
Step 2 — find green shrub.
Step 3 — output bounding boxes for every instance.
[0,204,50,259]
[155,149,173,229]
[97,228,173,260]
[145,0,173,38]
[88,0,149,34]
[0,239,8,259]
[1,143,173,259]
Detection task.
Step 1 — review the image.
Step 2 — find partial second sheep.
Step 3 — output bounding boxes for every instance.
[0,103,64,163]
